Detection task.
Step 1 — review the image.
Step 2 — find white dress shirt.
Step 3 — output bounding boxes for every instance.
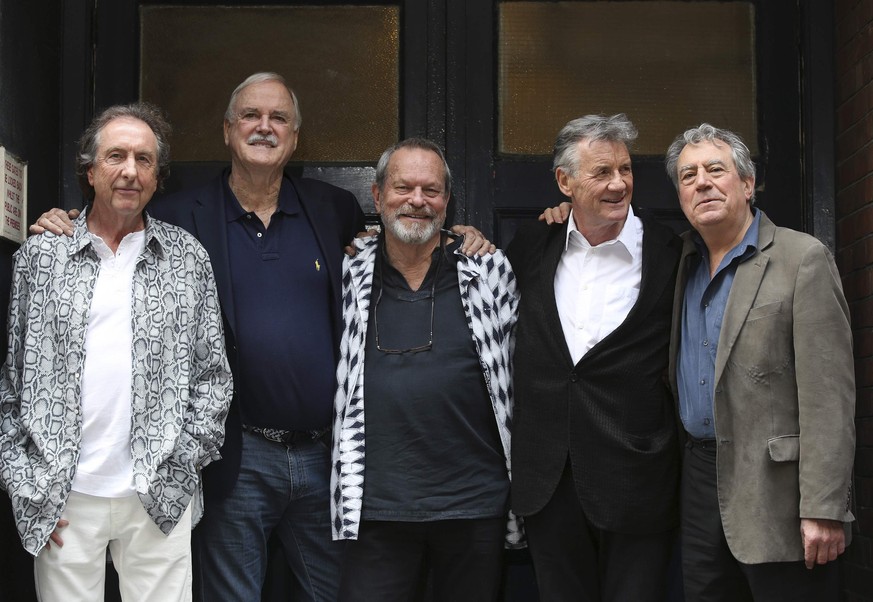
[554,205,643,364]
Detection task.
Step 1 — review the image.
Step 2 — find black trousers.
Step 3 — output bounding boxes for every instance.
[524,461,675,602]
[681,441,839,602]
[338,517,506,602]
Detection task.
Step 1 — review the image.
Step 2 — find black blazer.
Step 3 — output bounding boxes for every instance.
[507,214,681,533]
[147,169,366,500]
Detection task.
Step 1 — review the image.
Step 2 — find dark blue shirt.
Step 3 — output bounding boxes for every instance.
[225,175,336,430]
[360,235,509,521]
[678,210,761,439]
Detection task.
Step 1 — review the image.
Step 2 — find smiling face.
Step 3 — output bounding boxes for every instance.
[373,147,449,247]
[676,139,754,234]
[223,80,299,172]
[87,117,159,219]
[556,139,633,245]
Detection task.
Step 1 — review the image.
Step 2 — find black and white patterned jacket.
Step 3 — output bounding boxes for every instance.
[331,235,523,548]
[0,211,233,556]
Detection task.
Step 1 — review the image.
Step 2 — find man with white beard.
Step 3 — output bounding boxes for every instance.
[330,138,522,601]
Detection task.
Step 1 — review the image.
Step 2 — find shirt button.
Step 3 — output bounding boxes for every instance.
[699,379,706,385]
[703,418,711,425]
[257,232,263,238]
[246,214,252,220]
[703,340,709,346]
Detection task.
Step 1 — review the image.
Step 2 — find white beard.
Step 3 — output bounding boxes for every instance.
[382,205,445,244]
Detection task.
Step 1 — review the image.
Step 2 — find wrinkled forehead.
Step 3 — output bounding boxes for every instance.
[577,138,631,164]
[96,117,158,153]
[582,137,629,151]
[386,148,446,182]
[232,81,294,114]
[679,139,733,165]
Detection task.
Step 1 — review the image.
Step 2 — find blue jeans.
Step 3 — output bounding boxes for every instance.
[193,430,344,601]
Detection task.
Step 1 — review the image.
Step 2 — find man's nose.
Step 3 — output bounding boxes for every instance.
[607,171,627,191]
[694,169,712,189]
[256,114,272,132]
[120,155,137,177]
[408,187,426,205]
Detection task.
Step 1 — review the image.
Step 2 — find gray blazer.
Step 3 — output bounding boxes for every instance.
[668,211,855,564]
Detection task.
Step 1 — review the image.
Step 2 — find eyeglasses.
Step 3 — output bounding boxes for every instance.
[373,249,442,355]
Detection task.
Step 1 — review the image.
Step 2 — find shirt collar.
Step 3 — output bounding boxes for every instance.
[70,207,164,258]
[376,230,456,288]
[691,208,761,271]
[223,172,301,223]
[564,204,643,264]
[376,230,461,265]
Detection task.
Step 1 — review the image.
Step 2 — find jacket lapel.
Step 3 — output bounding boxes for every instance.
[625,218,676,325]
[542,223,576,366]
[668,234,697,396]
[714,213,776,384]
[292,177,347,344]
[191,175,236,337]
[582,217,676,362]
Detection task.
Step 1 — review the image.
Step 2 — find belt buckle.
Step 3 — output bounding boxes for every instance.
[261,427,292,444]
[243,424,328,446]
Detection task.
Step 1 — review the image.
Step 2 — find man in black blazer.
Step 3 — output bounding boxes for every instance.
[507,114,681,601]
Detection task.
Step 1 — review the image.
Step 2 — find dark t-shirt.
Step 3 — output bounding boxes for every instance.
[361,237,509,521]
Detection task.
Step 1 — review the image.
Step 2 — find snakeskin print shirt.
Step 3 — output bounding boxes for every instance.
[0,210,232,556]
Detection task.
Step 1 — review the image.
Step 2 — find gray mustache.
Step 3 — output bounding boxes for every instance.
[246,134,278,147]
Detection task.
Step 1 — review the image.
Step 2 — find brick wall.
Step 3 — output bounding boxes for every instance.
[836,0,873,599]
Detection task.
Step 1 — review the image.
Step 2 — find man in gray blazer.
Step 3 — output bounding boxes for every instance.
[666,123,855,601]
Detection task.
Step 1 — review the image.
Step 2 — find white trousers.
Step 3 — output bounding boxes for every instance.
[34,491,192,602]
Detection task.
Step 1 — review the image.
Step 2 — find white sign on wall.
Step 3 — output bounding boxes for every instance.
[0,147,27,244]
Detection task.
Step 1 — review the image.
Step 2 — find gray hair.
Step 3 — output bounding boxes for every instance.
[224,72,302,131]
[76,102,172,202]
[665,123,756,200]
[552,113,638,175]
[374,138,452,198]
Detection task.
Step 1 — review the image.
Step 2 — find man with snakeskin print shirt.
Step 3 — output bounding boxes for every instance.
[0,103,232,601]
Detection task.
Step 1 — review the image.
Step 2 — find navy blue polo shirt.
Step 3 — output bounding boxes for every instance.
[224,176,335,430]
